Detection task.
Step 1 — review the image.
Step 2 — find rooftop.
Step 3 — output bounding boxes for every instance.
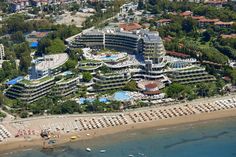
[20,76,53,85]
[33,53,68,71]
[221,34,236,39]
[166,51,190,58]
[156,19,172,23]
[179,11,193,17]
[145,83,158,89]
[119,23,142,32]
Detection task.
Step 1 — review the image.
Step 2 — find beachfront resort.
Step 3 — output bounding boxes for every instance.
[0,25,229,147]
[4,27,215,105]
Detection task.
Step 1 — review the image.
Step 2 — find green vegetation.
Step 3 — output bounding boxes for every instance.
[0,111,6,118]
[0,14,82,85]
[82,72,93,82]
[9,96,122,117]
[0,60,18,82]
[165,81,225,100]
[123,80,138,91]
[45,38,66,54]
[20,76,53,85]
[83,0,126,28]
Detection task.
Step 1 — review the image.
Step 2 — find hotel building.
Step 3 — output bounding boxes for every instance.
[5,74,79,103]
[29,53,68,80]
[70,28,215,92]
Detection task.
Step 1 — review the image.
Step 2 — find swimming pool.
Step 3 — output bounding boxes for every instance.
[113,91,132,101]
[100,55,118,61]
[78,97,109,104]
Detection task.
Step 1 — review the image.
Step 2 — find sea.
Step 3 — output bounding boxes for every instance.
[4,117,236,157]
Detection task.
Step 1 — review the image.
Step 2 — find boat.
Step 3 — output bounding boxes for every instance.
[100,149,106,153]
[70,136,77,140]
[86,147,91,152]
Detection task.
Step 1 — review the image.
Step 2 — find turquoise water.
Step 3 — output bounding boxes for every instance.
[100,55,118,61]
[5,117,236,157]
[113,91,132,101]
[78,97,109,104]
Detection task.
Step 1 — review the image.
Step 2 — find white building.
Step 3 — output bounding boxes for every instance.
[0,44,5,60]
[28,53,69,79]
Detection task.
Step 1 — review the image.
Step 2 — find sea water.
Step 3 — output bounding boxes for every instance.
[5,117,236,157]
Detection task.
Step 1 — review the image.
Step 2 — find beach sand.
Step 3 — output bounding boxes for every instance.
[0,108,236,154]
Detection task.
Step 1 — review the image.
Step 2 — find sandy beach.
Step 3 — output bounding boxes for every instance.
[1,95,236,154]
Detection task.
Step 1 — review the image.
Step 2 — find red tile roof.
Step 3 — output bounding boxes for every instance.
[164,36,174,42]
[198,18,220,23]
[221,34,236,39]
[143,91,161,95]
[206,0,228,4]
[223,76,231,81]
[166,51,190,58]
[145,83,158,89]
[180,11,193,17]
[192,16,205,20]
[119,23,142,32]
[156,19,172,23]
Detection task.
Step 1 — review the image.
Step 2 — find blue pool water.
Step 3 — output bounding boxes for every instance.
[30,42,38,48]
[5,117,236,157]
[113,91,132,101]
[100,55,118,61]
[79,97,109,104]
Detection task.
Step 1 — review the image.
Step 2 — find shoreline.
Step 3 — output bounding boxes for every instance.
[1,108,236,155]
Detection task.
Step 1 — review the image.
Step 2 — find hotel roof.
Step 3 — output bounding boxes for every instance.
[34,53,68,71]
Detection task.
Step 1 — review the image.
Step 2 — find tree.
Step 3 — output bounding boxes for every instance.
[82,72,93,82]
[14,42,31,59]
[137,0,145,10]
[63,59,77,70]
[166,83,189,100]
[45,38,66,54]
[123,80,138,91]
[202,31,211,42]
[1,60,18,82]
[37,38,52,55]
[182,17,196,33]
[19,53,32,73]
[11,31,25,43]
[20,111,28,118]
[0,93,5,106]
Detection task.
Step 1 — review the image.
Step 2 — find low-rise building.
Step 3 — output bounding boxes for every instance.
[156,19,172,27]
[198,18,220,27]
[205,0,228,8]
[214,21,234,28]
[221,34,236,39]
[119,23,142,32]
[179,11,193,18]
